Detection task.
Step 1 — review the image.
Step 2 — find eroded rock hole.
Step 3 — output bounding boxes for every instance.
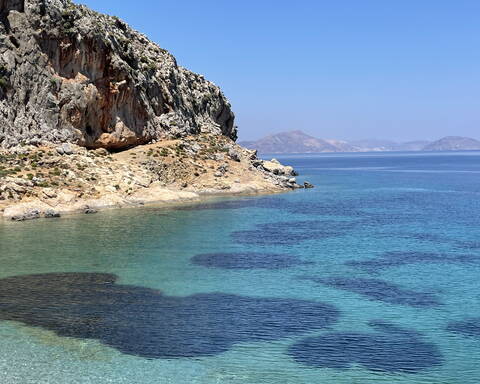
[85,125,93,136]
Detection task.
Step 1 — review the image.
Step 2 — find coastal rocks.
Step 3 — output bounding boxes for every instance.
[44,209,61,218]
[11,209,40,221]
[244,157,302,189]
[0,133,305,219]
[0,1,307,220]
[304,181,314,189]
[228,148,241,162]
[261,159,296,176]
[5,204,59,220]
[0,0,236,149]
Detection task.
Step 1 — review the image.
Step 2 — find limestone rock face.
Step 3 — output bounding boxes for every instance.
[0,0,236,149]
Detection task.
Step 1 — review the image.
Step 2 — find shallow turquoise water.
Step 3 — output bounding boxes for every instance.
[1,151,480,383]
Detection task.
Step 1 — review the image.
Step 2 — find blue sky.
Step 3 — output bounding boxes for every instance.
[76,1,480,141]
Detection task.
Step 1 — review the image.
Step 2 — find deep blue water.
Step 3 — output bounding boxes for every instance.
[0,151,479,383]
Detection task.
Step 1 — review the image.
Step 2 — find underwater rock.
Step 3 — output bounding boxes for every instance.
[300,276,441,307]
[0,272,340,359]
[191,252,312,270]
[289,321,443,373]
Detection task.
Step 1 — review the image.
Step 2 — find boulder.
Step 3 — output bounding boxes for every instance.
[11,209,40,221]
[228,148,241,162]
[262,160,297,176]
[304,181,314,189]
[44,209,61,218]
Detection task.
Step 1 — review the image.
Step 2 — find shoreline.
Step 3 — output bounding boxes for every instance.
[1,181,290,221]
[1,135,307,222]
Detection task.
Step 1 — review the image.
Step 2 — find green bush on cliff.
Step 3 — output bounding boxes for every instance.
[0,76,8,89]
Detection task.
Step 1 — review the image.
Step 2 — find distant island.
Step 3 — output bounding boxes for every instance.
[423,136,480,151]
[239,131,480,154]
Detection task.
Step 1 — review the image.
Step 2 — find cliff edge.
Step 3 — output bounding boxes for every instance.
[0,0,235,149]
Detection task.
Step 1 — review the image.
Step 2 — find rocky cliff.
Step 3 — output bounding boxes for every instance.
[0,1,306,220]
[0,0,236,149]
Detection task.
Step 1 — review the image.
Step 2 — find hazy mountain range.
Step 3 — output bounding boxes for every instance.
[239,131,480,154]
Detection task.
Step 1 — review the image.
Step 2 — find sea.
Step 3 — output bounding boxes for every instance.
[0,151,479,384]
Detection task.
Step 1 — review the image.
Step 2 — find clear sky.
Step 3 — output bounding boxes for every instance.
[76,0,480,141]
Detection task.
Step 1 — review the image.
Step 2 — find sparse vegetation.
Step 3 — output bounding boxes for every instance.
[0,76,8,89]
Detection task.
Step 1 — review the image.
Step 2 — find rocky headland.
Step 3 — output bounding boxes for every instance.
[0,0,304,220]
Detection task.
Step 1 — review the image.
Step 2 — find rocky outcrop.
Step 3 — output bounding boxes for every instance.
[0,133,304,219]
[259,158,297,177]
[0,0,236,149]
[0,1,309,220]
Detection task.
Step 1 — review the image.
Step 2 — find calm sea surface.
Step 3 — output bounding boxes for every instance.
[1,151,480,383]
